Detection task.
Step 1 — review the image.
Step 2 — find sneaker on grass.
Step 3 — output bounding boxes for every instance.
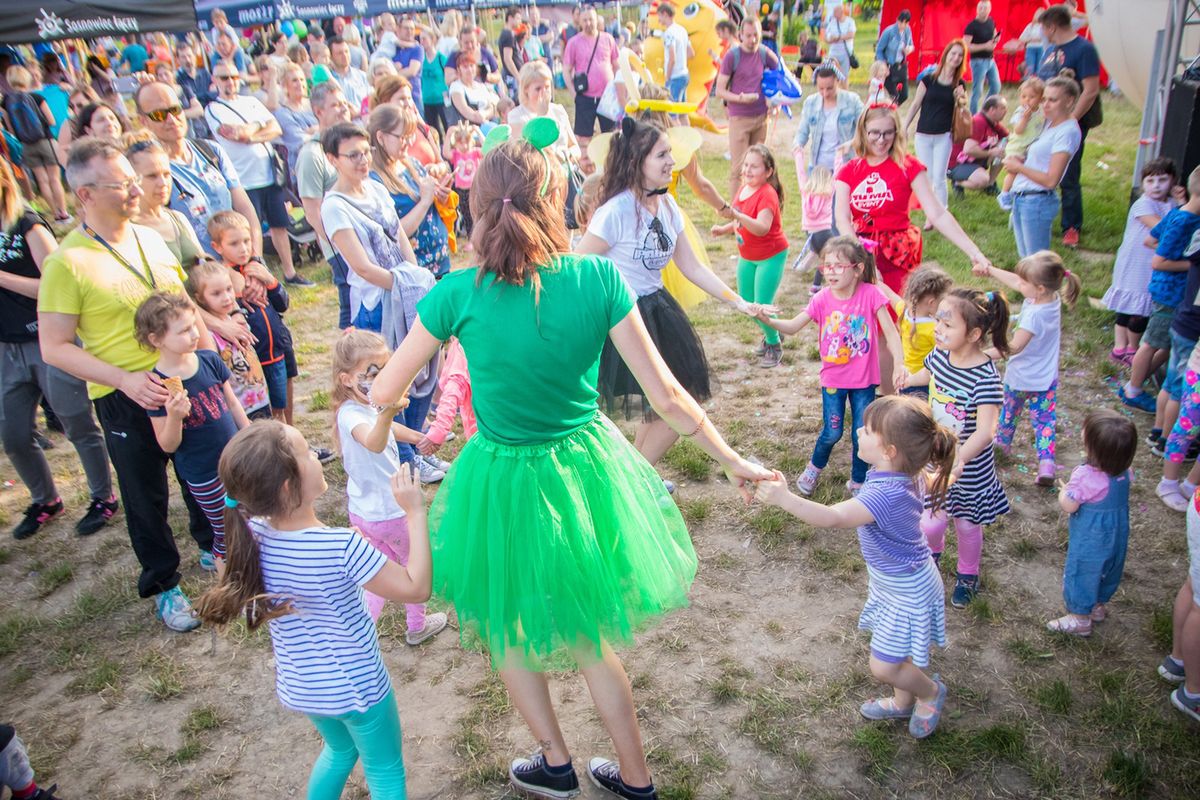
[155,586,200,632]
[588,758,657,799]
[406,611,448,645]
[508,751,580,799]
[11,498,64,540]
[76,495,118,536]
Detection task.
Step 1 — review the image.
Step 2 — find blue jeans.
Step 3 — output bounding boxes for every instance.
[263,359,288,411]
[969,57,1001,114]
[1024,46,1044,78]
[1165,329,1198,401]
[330,253,351,330]
[1010,190,1059,258]
[811,386,876,483]
[395,391,433,465]
[667,74,689,103]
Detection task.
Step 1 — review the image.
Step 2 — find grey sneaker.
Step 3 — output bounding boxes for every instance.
[1170,686,1200,722]
[759,342,783,369]
[1159,655,1187,684]
[406,611,449,645]
[415,456,445,484]
[155,586,200,632]
[421,453,452,472]
[795,464,822,496]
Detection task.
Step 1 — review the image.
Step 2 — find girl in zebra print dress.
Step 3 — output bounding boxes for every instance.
[755,395,958,738]
[904,287,1012,610]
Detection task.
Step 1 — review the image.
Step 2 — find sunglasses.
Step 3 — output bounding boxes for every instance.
[214,74,239,82]
[143,105,183,123]
[647,217,672,257]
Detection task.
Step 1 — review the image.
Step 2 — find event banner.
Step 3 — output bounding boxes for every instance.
[1,1,198,43]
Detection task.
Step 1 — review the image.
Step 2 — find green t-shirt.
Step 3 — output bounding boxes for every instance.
[38,226,188,399]
[417,254,635,445]
[296,134,339,260]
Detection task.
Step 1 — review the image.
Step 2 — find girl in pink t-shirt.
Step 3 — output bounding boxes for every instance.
[755,236,905,496]
[444,122,483,243]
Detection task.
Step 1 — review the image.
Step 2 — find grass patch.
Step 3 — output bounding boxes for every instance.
[851,725,898,779]
[452,673,512,791]
[1009,537,1039,559]
[173,704,227,765]
[37,562,74,596]
[921,724,1028,776]
[1032,678,1073,714]
[1103,750,1153,798]
[1005,636,1055,665]
[709,659,753,704]
[68,658,122,697]
[141,650,186,701]
[662,439,711,482]
[966,596,1000,624]
[679,497,711,524]
[307,388,330,412]
[1148,607,1174,652]
[809,547,861,577]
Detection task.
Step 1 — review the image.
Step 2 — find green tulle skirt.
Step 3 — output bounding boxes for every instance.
[430,413,697,670]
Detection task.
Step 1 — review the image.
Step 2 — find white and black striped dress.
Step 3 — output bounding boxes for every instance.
[923,349,1010,525]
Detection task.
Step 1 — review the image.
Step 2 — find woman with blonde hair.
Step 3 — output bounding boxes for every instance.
[272,62,318,176]
[367,103,452,277]
[1,66,68,221]
[0,157,117,541]
[437,10,462,57]
[508,61,577,159]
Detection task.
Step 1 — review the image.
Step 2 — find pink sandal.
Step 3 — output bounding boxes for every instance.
[1090,604,1107,623]
[1046,614,1092,637]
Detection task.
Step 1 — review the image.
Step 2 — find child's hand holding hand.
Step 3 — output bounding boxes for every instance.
[244,261,275,286]
[390,464,426,516]
[416,435,440,456]
[726,460,777,505]
[892,366,909,392]
[748,303,779,321]
[950,459,964,484]
[971,262,991,278]
[752,470,792,507]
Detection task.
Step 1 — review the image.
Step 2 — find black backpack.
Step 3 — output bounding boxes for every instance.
[5,92,48,145]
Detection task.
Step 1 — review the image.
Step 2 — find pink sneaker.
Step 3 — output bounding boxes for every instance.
[1035,459,1056,487]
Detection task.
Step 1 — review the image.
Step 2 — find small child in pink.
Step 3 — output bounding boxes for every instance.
[419,338,476,454]
[444,122,483,242]
[796,166,835,296]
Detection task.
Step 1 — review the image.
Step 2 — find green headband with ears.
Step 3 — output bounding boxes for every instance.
[481,117,562,196]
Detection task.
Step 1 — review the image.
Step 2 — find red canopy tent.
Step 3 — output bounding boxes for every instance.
[879,0,1093,83]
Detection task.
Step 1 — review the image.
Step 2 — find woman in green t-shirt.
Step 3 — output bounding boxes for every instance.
[373,133,771,800]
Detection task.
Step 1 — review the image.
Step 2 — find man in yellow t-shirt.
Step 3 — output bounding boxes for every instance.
[38,137,216,633]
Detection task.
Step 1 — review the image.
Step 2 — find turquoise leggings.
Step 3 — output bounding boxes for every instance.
[306,689,407,799]
[737,249,788,345]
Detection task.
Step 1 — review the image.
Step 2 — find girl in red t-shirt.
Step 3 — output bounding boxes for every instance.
[711,145,790,368]
[835,105,991,299]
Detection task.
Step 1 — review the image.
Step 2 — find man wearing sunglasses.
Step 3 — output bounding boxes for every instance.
[136,82,262,261]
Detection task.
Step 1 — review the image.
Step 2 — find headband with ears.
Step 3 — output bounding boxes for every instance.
[481,116,562,196]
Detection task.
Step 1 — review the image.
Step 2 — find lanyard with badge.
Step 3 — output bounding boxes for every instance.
[82,223,157,291]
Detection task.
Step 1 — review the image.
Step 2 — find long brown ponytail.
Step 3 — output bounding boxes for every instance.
[862,395,958,510]
[195,422,303,630]
[945,286,1011,357]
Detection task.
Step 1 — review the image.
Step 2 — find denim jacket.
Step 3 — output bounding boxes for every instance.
[793,90,864,166]
[875,23,913,66]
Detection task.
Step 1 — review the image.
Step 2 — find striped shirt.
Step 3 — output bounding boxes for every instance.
[855,471,931,575]
[924,348,1008,522]
[253,522,391,716]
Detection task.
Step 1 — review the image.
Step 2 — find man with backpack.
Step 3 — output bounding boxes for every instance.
[0,66,68,222]
[716,17,780,197]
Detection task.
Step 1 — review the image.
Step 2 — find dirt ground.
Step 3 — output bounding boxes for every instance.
[2,97,1198,800]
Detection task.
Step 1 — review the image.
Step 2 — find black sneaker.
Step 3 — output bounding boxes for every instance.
[12,498,64,540]
[588,758,657,799]
[76,495,119,536]
[284,274,316,287]
[509,752,580,799]
[33,430,55,450]
[1152,439,1167,459]
[984,183,1001,196]
[312,447,336,465]
[31,785,64,800]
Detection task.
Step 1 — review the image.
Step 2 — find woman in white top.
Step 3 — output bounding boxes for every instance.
[319,123,419,332]
[576,117,756,469]
[448,52,499,133]
[508,61,579,162]
[1004,76,1082,257]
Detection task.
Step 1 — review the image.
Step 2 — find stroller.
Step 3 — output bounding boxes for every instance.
[261,143,322,267]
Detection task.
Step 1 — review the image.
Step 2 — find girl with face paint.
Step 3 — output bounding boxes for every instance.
[331,329,449,644]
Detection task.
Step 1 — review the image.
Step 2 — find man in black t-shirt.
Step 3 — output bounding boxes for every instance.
[964,0,1001,114]
[497,6,525,102]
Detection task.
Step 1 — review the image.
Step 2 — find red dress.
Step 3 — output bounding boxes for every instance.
[836,154,927,295]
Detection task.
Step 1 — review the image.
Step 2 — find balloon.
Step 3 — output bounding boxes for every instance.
[310,64,331,85]
[293,20,308,38]
[243,28,254,38]
[281,21,294,37]
[761,3,769,15]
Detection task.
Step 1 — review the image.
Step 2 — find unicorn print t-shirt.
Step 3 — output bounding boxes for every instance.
[836,155,927,233]
[804,281,889,388]
[587,189,685,297]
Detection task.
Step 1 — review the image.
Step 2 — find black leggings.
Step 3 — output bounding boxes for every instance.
[1115,312,1148,334]
[423,103,447,138]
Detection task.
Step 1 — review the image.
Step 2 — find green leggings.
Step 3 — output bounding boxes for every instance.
[306,689,407,799]
[737,249,788,345]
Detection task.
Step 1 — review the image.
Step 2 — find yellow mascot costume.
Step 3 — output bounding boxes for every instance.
[641,0,728,134]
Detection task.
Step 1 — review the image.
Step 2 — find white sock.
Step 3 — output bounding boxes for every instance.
[1182,480,1198,498]
[1124,381,1141,397]
[1158,478,1180,493]
[1169,654,1185,668]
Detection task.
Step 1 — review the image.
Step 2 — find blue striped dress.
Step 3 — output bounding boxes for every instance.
[253,522,392,716]
[855,471,947,667]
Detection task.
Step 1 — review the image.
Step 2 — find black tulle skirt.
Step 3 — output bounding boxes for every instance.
[598,288,713,421]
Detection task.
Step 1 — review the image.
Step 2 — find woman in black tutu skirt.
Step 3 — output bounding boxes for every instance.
[577,116,758,466]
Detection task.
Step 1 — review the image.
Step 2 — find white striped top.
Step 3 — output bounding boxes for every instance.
[253,521,391,716]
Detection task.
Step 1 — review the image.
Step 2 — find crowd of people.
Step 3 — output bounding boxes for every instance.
[0,3,1198,800]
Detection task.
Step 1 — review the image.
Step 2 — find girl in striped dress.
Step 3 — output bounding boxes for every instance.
[197,422,432,798]
[755,395,957,739]
[903,287,1011,609]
